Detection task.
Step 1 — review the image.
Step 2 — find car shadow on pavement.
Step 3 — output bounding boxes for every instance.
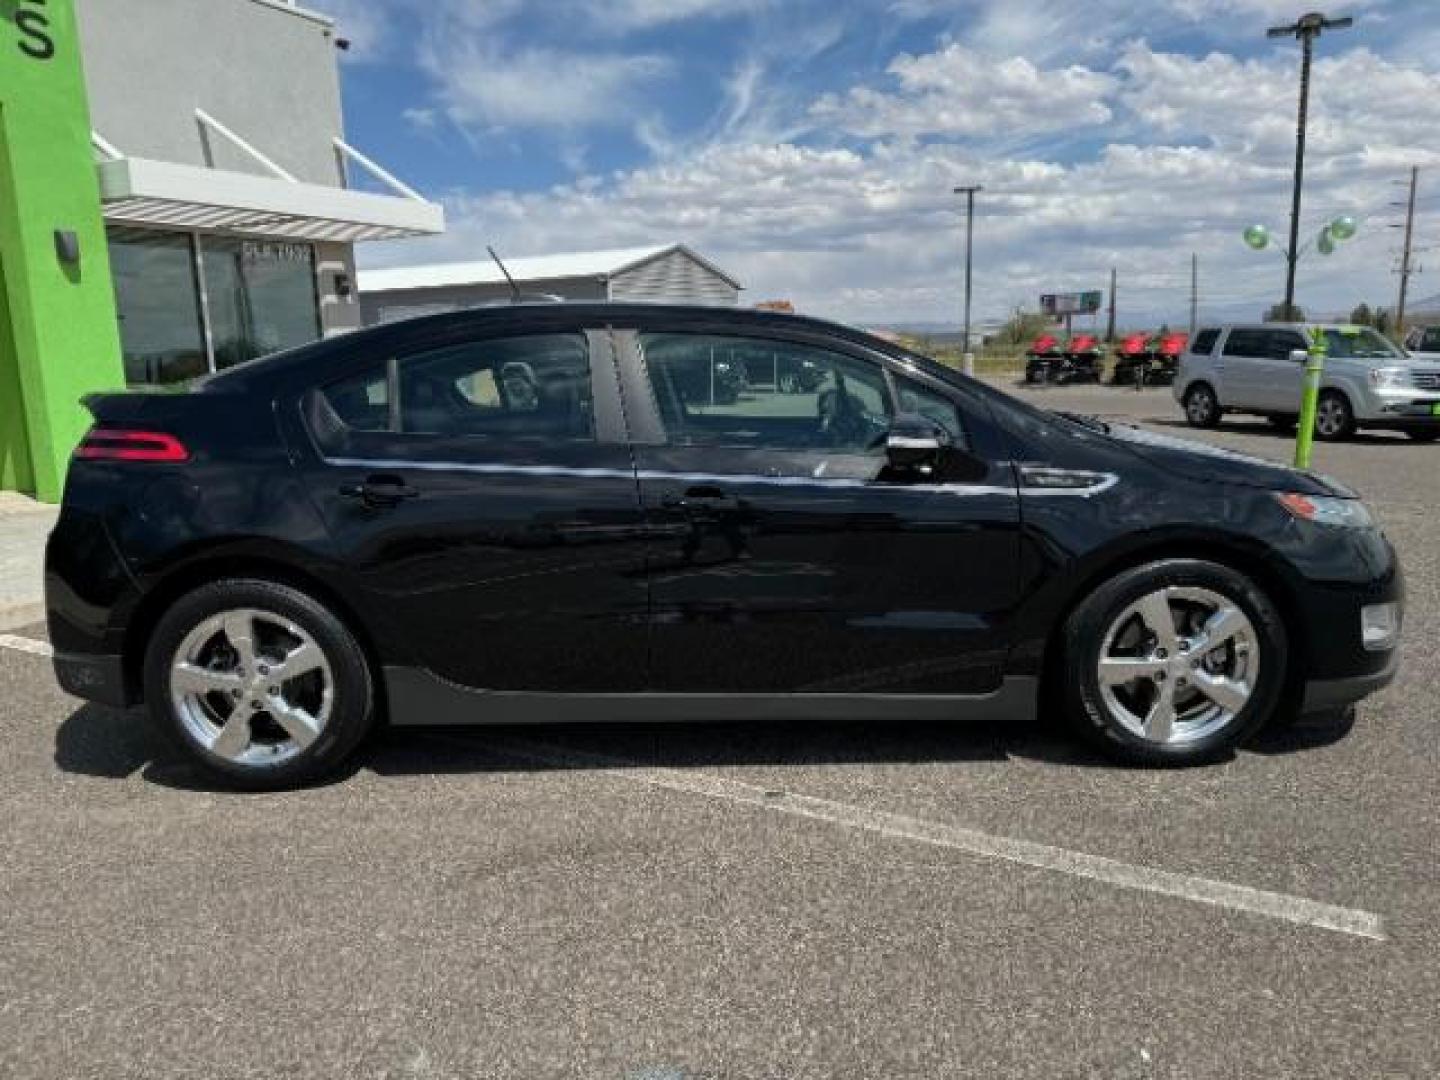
[53,701,1358,793]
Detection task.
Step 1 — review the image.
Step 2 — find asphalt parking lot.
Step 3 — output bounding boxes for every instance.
[1,382,1437,1079]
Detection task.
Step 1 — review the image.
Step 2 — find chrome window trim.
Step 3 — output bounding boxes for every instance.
[321,456,1023,497]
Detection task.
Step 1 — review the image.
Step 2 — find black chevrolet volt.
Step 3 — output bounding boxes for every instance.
[46,304,1403,788]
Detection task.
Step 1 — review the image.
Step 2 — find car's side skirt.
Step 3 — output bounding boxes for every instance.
[384,667,1038,726]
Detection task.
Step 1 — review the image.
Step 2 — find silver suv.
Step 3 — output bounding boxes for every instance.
[1403,325,1440,362]
[1174,323,1440,442]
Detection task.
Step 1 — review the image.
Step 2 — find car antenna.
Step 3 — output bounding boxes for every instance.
[488,246,522,302]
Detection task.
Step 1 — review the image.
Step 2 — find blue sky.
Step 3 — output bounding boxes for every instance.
[307,0,1440,327]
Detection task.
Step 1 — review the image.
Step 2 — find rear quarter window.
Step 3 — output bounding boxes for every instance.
[321,365,391,432]
[1189,329,1220,356]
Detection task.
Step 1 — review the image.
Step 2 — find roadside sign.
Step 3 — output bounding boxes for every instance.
[1040,291,1104,316]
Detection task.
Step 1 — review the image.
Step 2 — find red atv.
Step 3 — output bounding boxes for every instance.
[1065,334,1105,383]
[1023,334,1066,384]
[1025,332,1103,384]
[1111,332,1156,385]
[1153,332,1187,383]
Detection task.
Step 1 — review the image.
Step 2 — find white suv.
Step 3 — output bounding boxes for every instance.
[1174,323,1440,442]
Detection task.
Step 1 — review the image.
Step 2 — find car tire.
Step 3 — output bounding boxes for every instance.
[1313,391,1356,441]
[1405,429,1439,442]
[143,578,376,790]
[1060,559,1287,766]
[1182,383,1221,428]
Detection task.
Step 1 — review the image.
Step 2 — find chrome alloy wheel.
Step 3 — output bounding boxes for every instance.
[1315,396,1348,438]
[1096,586,1259,746]
[1185,387,1216,425]
[170,608,333,766]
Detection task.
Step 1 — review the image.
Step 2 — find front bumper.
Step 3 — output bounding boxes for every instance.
[1361,389,1440,424]
[1302,649,1400,713]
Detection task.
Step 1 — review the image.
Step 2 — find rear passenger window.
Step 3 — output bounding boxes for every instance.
[1189,329,1219,355]
[398,334,593,440]
[1222,330,1269,357]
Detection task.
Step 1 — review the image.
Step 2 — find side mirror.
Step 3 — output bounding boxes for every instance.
[885,413,950,468]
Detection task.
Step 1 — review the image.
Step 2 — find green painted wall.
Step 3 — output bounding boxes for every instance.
[0,0,125,502]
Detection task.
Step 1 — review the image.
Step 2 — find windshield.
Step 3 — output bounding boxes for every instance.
[1322,327,1404,360]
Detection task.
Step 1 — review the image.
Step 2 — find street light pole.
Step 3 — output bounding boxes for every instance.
[955,185,982,356]
[1267,11,1353,320]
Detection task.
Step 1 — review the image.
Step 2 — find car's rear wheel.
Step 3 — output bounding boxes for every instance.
[143,579,375,790]
[1061,559,1286,765]
[1314,391,1356,441]
[1183,383,1221,428]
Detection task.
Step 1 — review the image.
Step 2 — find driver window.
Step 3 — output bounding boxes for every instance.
[639,333,891,452]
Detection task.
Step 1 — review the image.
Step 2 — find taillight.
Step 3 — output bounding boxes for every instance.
[75,428,189,463]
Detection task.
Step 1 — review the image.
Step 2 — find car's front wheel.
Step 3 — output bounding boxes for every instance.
[1182,383,1221,428]
[143,579,376,790]
[1314,391,1356,441]
[1061,559,1286,765]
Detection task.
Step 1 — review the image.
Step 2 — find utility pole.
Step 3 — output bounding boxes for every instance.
[1394,165,1419,336]
[1189,253,1199,336]
[1106,267,1117,342]
[1267,12,1353,319]
[954,185,982,355]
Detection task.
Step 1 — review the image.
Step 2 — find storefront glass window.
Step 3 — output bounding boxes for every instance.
[107,228,208,386]
[203,239,321,370]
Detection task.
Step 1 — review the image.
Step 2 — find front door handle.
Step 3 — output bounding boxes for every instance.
[339,474,419,509]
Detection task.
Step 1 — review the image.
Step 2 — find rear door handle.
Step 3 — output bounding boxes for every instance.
[339,474,419,509]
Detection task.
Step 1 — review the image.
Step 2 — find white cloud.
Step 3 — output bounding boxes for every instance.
[417,39,672,129]
[591,0,765,30]
[811,42,1116,140]
[364,30,1438,327]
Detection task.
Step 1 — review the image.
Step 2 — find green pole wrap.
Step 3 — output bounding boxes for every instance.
[0,0,125,502]
[1293,327,1327,470]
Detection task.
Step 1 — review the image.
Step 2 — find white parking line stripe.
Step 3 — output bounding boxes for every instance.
[484,737,1387,942]
[0,634,53,658]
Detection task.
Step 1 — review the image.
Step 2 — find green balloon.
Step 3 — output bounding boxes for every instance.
[1243,224,1270,250]
[1329,215,1357,241]
[1318,227,1336,256]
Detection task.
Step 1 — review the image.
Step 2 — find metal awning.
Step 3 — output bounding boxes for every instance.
[97,156,445,243]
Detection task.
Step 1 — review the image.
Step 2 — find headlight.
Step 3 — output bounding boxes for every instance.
[1275,492,1374,528]
[1369,367,1411,389]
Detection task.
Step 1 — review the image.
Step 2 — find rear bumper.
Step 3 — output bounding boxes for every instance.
[1302,650,1400,713]
[52,650,132,708]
